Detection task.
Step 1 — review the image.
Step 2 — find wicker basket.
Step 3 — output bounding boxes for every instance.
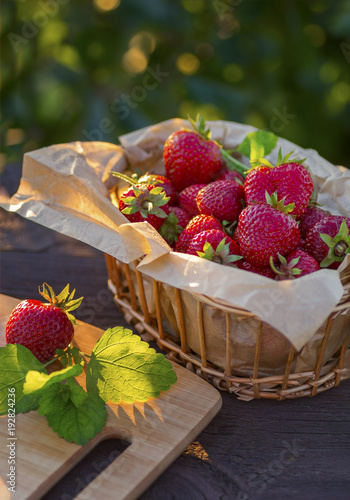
[105,253,350,400]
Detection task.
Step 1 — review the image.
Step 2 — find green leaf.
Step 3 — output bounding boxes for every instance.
[23,364,83,396]
[38,383,107,445]
[86,327,177,404]
[236,130,278,160]
[0,344,47,415]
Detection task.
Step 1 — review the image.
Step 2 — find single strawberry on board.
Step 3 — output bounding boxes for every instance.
[178,183,206,216]
[186,229,242,266]
[175,214,222,253]
[163,115,224,192]
[304,216,350,269]
[196,179,245,223]
[5,283,83,363]
[244,149,313,218]
[270,250,320,280]
[238,192,301,268]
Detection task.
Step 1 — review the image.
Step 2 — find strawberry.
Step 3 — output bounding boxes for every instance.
[270,250,320,280]
[163,115,223,192]
[178,183,206,216]
[304,216,350,268]
[175,214,222,253]
[216,168,245,185]
[196,179,245,223]
[186,229,242,266]
[236,260,275,279]
[244,150,313,218]
[119,183,170,231]
[5,284,83,363]
[238,193,301,268]
[158,206,191,247]
[298,205,330,239]
[138,173,177,206]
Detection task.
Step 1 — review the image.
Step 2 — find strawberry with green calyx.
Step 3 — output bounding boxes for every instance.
[186,229,243,266]
[116,172,170,231]
[164,115,225,192]
[175,214,222,253]
[238,192,301,268]
[305,216,350,269]
[269,250,320,280]
[244,149,313,219]
[138,173,177,206]
[5,283,83,363]
[178,183,206,216]
[159,207,191,247]
[196,179,245,223]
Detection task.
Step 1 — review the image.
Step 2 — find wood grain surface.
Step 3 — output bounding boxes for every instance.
[0,295,222,500]
[1,202,350,500]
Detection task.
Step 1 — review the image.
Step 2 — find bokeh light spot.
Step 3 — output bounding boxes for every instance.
[176,53,200,75]
[129,31,156,54]
[244,111,266,130]
[196,43,215,60]
[179,100,224,120]
[222,63,244,83]
[181,0,205,13]
[326,82,350,113]
[319,62,340,84]
[304,24,326,47]
[93,0,120,12]
[122,47,148,74]
[53,45,82,71]
[7,129,25,146]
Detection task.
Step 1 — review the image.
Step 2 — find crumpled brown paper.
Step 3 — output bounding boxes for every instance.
[1,119,350,357]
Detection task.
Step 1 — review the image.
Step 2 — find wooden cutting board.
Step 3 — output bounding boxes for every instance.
[0,294,222,500]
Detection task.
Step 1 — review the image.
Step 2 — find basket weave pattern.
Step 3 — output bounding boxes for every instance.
[105,254,350,400]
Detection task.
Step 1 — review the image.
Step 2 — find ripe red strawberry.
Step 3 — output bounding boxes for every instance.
[298,205,330,239]
[119,183,170,231]
[216,168,245,185]
[186,229,242,266]
[238,195,301,268]
[196,180,245,223]
[163,116,223,192]
[138,173,177,206]
[270,250,320,280]
[236,260,275,279]
[304,216,350,268]
[244,151,313,218]
[5,284,83,363]
[178,184,206,216]
[159,206,191,247]
[175,214,222,253]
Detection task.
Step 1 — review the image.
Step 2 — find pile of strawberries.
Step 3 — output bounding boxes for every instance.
[116,117,350,280]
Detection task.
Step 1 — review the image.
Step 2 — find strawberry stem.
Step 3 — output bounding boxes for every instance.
[220,148,249,176]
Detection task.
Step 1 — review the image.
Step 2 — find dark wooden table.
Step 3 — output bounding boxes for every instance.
[1,167,350,500]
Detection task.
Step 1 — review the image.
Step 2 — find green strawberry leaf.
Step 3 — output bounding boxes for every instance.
[86,327,177,404]
[0,344,47,415]
[236,130,278,160]
[23,364,83,396]
[38,383,107,445]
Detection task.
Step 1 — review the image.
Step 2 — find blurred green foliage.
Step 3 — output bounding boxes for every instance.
[1,0,350,169]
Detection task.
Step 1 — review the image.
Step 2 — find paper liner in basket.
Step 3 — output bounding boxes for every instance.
[1,119,350,362]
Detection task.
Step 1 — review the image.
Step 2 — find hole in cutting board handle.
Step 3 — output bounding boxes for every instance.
[40,437,130,500]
